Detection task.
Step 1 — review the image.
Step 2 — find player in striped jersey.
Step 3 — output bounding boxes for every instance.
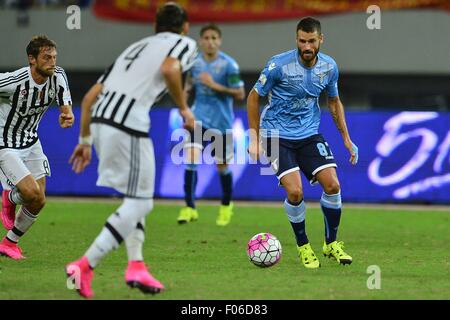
[66,2,197,298]
[0,35,74,260]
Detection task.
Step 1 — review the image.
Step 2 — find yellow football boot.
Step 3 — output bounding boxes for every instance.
[297,243,320,269]
[323,241,352,265]
[216,203,233,226]
[177,207,198,224]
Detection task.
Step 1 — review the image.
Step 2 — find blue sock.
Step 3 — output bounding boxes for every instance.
[219,168,233,206]
[320,192,342,244]
[184,164,197,209]
[283,199,308,246]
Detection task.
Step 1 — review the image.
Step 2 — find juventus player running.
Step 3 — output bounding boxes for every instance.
[0,36,74,259]
[66,3,197,298]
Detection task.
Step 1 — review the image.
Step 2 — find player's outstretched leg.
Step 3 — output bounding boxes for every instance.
[65,198,153,298]
[125,261,165,294]
[65,256,94,299]
[1,189,17,230]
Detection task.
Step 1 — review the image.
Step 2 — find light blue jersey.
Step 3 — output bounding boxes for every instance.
[254,50,339,140]
[191,51,244,133]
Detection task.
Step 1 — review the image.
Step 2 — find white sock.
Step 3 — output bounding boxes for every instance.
[125,217,145,261]
[6,206,37,243]
[84,198,153,268]
[9,187,25,205]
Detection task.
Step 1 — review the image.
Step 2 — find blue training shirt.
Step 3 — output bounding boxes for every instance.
[254,50,339,140]
[190,51,244,133]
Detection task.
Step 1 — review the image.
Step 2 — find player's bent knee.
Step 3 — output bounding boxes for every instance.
[36,192,46,209]
[19,184,42,204]
[287,187,303,203]
[122,197,154,220]
[324,182,340,195]
[134,198,153,215]
[29,192,46,212]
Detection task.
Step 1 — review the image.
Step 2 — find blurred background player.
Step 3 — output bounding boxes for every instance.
[66,2,197,298]
[247,17,359,269]
[0,35,74,259]
[177,23,245,226]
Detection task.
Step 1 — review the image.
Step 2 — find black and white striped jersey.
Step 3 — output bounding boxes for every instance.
[0,66,72,149]
[91,32,198,137]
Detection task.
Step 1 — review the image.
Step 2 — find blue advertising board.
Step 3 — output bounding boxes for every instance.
[37,107,450,204]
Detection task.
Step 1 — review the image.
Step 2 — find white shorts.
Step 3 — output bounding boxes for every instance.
[0,141,51,190]
[91,123,155,198]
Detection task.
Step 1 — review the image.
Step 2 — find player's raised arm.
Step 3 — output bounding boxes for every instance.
[327,95,358,165]
[161,56,195,130]
[247,89,261,161]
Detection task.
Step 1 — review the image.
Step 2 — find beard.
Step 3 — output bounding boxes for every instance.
[36,66,54,77]
[299,45,320,63]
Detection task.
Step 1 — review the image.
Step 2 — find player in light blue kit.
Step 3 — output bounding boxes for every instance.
[178,24,245,226]
[247,17,359,269]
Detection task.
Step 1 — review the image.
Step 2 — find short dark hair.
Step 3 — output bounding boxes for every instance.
[155,2,188,34]
[200,23,222,37]
[296,17,321,34]
[26,35,56,59]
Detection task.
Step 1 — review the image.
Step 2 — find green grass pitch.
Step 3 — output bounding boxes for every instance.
[0,200,449,300]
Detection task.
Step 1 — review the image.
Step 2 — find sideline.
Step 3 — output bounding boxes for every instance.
[46,196,450,212]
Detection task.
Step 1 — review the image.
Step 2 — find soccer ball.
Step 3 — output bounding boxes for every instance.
[247,233,282,267]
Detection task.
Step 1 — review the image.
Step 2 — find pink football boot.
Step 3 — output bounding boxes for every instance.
[1,190,16,230]
[65,256,94,299]
[125,261,164,294]
[0,237,25,260]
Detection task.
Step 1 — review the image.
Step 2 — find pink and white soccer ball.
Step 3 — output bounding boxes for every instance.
[247,233,282,267]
